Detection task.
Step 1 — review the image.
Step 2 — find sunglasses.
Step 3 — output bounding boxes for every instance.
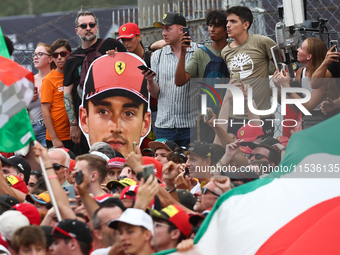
[52,163,67,171]
[32,52,50,58]
[78,22,96,29]
[247,153,270,160]
[52,51,70,58]
[201,187,220,197]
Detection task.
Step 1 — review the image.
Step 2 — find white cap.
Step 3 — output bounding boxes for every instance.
[0,210,29,240]
[0,245,10,255]
[108,208,154,235]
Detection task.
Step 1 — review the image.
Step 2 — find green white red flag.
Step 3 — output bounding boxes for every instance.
[157,113,340,254]
[0,32,35,152]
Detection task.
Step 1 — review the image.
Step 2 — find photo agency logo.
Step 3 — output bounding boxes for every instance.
[200,82,312,128]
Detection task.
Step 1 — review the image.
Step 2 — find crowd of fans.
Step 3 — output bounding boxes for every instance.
[0,5,339,255]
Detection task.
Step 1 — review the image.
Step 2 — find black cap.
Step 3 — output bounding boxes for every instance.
[259,137,281,147]
[176,189,197,210]
[189,141,212,159]
[96,197,126,212]
[52,219,93,243]
[154,12,186,27]
[40,226,53,248]
[0,194,19,207]
[0,156,31,185]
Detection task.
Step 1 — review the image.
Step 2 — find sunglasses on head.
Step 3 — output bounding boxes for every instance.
[53,163,67,171]
[201,187,220,197]
[247,153,270,160]
[52,51,70,58]
[78,22,96,29]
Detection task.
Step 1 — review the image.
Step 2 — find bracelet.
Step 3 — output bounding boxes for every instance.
[48,175,58,179]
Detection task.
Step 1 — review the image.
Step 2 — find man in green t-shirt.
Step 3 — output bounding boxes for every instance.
[222,6,276,137]
[175,9,228,84]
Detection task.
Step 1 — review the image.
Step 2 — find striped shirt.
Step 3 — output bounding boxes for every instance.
[151,43,199,128]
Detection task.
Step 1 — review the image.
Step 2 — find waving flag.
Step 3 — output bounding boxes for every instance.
[0,30,35,152]
[157,114,340,255]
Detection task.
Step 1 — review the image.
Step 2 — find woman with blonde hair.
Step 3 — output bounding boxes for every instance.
[274,37,339,129]
[28,42,55,147]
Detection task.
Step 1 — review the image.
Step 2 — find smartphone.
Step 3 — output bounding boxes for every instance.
[183,167,190,178]
[63,185,76,206]
[206,109,210,120]
[75,170,83,185]
[231,72,240,83]
[270,45,284,71]
[34,87,38,94]
[182,27,190,46]
[330,40,338,52]
[143,164,155,181]
[137,65,155,75]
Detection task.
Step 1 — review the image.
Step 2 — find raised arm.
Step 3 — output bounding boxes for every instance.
[64,85,81,144]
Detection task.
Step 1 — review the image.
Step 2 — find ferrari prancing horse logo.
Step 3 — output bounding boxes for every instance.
[115,61,125,75]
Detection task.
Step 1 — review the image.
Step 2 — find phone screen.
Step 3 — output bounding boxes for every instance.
[143,164,155,181]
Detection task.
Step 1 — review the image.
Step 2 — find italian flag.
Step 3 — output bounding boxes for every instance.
[157,113,340,254]
[0,30,35,152]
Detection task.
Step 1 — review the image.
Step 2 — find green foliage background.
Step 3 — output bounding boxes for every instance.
[0,0,137,17]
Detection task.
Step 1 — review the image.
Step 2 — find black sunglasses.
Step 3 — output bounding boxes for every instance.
[202,187,220,197]
[247,153,270,160]
[78,22,96,29]
[52,51,70,58]
[52,163,67,171]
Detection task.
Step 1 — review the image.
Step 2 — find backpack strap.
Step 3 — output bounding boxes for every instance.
[144,50,152,68]
[95,38,106,51]
[201,45,216,59]
[67,53,85,60]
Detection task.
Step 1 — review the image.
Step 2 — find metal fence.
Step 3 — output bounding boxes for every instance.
[10,0,340,137]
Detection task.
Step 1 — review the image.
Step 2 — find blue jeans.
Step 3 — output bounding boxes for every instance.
[31,119,46,147]
[154,127,195,148]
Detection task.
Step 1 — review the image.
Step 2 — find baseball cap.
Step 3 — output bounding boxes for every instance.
[142,156,163,182]
[151,204,191,238]
[189,208,211,226]
[96,196,126,212]
[83,53,149,104]
[108,208,154,235]
[259,137,281,147]
[106,177,138,191]
[188,141,212,159]
[120,185,138,200]
[0,194,19,207]
[7,175,28,194]
[148,139,179,153]
[117,22,140,41]
[108,157,126,169]
[0,210,29,240]
[154,12,186,27]
[26,191,51,205]
[11,203,41,225]
[275,136,289,147]
[0,156,31,185]
[176,189,197,210]
[52,219,93,243]
[237,124,264,151]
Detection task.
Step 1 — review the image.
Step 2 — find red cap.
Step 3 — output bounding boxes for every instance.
[117,23,140,41]
[0,234,8,249]
[69,159,76,172]
[120,185,138,200]
[7,175,28,194]
[142,156,163,183]
[151,205,191,238]
[83,53,149,103]
[11,203,41,225]
[108,157,126,169]
[237,124,264,142]
[239,146,253,154]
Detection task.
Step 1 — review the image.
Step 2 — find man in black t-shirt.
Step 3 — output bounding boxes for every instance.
[63,11,126,155]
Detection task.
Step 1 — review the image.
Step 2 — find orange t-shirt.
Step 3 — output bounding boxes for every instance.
[41,69,70,141]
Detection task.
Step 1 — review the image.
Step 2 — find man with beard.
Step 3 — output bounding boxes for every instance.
[63,11,126,154]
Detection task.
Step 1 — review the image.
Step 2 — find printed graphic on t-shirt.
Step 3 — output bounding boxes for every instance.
[58,86,64,92]
[229,52,254,79]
